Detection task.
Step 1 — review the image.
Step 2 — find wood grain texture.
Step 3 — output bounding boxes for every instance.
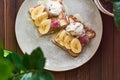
[52,72,65,80]
[77,63,90,80]
[0,0,4,45]
[114,26,120,80]
[101,13,114,80]
[1,0,120,80]
[4,0,17,52]
[65,68,79,80]
[89,48,102,80]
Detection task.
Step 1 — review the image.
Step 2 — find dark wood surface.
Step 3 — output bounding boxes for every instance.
[0,0,120,80]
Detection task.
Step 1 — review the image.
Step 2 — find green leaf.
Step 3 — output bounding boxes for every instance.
[5,53,25,73]
[20,72,40,80]
[30,47,45,71]
[3,47,54,80]
[113,2,120,29]
[31,47,44,59]
[22,54,33,69]
[113,0,120,2]
[0,49,4,58]
[4,50,12,57]
[0,41,3,58]
[12,71,54,80]
[12,74,23,80]
[31,71,54,80]
[23,47,46,71]
[21,73,33,80]
[107,0,120,2]
[0,49,12,59]
[0,41,3,49]
[0,58,13,80]
[12,72,38,80]
[38,70,54,80]
[12,73,32,80]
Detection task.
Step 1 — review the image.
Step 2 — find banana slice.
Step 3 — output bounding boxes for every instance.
[55,32,61,44]
[38,19,51,35]
[55,30,67,46]
[28,7,34,14]
[31,5,45,20]
[58,30,67,46]
[64,35,73,49]
[34,12,48,27]
[70,38,82,53]
[59,30,67,40]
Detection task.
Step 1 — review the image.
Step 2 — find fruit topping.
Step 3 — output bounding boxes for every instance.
[31,5,45,20]
[64,35,73,49]
[38,19,51,35]
[70,38,82,53]
[78,35,89,44]
[35,12,48,27]
[55,30,67,46]
[51,19,60,28]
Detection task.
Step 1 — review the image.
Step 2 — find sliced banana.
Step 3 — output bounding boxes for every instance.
[34,12,48,27]
[38,19,51,35]
[31,5,45,20]
[58,30,67,46]
[59,30,67,40]
[55,32,62,45]
[55,30,67,46]
[70,38,82,53]
[28,7,34,14]
[64,35,73,49]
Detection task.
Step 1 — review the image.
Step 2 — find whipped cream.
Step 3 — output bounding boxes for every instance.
[66,22,85,36]
[45,0,62,16]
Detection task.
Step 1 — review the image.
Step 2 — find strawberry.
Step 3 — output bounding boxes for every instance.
[78,35,89,44]
[51,19,60,28]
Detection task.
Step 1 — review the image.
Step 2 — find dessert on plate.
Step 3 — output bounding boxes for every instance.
[52,15,96,57]
[28,0,96,58]
[28,0,68,36]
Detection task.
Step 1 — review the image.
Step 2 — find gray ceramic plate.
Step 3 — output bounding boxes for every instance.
[15,0,103,71]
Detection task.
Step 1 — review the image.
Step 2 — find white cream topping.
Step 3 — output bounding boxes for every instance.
[66,22,85,36]
[45,0,62,16]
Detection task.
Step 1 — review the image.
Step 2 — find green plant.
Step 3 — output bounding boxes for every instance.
[113,1,120,29]
[106,0,120,29]
[0,43,54,80]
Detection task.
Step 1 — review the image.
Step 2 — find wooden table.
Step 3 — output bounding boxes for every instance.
[0,0,120,80]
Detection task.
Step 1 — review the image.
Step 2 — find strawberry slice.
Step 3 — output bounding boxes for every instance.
[78,35,89,44]
[51,19,60,28]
